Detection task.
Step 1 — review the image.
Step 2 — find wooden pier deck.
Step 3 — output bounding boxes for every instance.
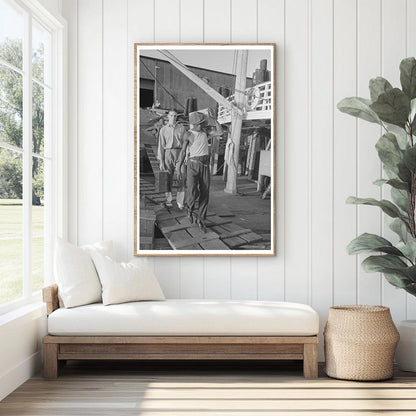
[155,208,263,251]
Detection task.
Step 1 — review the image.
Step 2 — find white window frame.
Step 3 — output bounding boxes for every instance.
[0,0,67,315]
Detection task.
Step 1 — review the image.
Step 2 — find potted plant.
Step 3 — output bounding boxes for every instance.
[337,57,416,371]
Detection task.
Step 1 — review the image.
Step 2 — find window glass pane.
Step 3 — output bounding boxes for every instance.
[32,21,51,85]
[0,147,23,305]
[0,0,24,70]
[32,156,43,293]
[32,81,47,155]
[0,65,23,148]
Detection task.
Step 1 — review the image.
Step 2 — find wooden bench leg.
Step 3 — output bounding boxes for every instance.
[44,343,59,379]
[303,343,318,379]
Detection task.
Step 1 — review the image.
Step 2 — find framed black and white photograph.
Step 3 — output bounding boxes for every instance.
[134,44,275,256]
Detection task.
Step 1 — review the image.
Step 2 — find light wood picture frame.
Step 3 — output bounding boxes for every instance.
[134,44,276,256]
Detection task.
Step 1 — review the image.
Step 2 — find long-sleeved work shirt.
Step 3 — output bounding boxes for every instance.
[157,123,185,161]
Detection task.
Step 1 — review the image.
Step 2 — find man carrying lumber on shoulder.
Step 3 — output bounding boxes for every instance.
[157,109,186,208]
[175,110,223,233]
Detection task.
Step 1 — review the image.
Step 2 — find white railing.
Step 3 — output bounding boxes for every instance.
[217,81,272,124]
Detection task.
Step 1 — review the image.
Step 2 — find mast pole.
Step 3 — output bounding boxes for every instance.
[224,49,248,195]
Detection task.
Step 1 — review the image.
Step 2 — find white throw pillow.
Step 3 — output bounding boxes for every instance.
[55,239,114,308]
[90,252,165,306]
[81,240,115,259]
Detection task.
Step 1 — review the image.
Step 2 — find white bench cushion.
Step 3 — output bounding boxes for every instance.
[48,299,319,336]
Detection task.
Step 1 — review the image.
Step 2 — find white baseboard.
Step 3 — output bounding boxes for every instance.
[0,351,42,401]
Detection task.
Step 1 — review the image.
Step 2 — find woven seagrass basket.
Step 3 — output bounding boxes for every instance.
[324,305,399,381]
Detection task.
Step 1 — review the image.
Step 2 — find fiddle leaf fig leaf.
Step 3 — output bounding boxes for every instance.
[369,77,393,102]
[389,217,410,242]
[373,178,388,186]
[383,272,412,288]
[403,146,416,172]
[347,233,403,256]
[398,161,412,185]
[391,187,410,213]
[394,130,409,150]
[403,265,416,282]
[370,88,410,128]
[346,196,406,219]
[362,254,408,272]
[410,98,416,124]
[361,255,416,287]
[372,178,410,192]
[375,132,404,173]
[337,97,382,125]
[372,178,410,190]
[404,283,416,296]
[397,240,416,264]
[400,57,416,100]
[387,178,410,191]
[384,166,400,180]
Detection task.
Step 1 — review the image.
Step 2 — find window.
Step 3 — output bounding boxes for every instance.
[0,0,66,312]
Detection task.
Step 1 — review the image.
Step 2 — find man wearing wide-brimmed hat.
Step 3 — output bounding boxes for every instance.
[175,111,210,231]
[157,109,186,208]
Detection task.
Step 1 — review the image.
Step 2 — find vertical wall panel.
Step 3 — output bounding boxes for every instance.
[204,258,231,299]
[180,258,204,298]
[203,0,231,42]
[153,0,181,297]
[333,0,357,305]
[155,0,180,42]
[229,0,258,299]
[230,0,257,42]
[231,258,258,299]
[381,0,407,322]
[257,0,285,301]
[356,0,382,305]
[203,0,232,298]
[407,0,416,319]
[284,0,309,303]
[407,0,416,57]
[61,0,78,245]
[310,0,333,359]
[154,259,181,298]
[180,0,203,43]
[103,0,128,260]
[77,0,103,245]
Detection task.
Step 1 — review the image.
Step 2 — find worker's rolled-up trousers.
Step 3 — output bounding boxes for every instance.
[186,155,210,220]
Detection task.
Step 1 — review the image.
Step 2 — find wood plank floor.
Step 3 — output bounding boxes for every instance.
[1,360,416,415]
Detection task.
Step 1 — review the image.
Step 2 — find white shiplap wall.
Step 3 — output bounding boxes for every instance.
[61,0,416,356]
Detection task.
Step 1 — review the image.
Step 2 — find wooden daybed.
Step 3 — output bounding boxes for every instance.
[42,285,319,379]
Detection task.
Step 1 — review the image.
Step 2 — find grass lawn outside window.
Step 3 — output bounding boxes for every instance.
[0,199,44,305]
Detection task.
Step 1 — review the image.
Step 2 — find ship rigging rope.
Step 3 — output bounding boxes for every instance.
[139,58,185,110]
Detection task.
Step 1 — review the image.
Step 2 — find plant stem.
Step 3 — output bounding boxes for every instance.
[409,124,416,238]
